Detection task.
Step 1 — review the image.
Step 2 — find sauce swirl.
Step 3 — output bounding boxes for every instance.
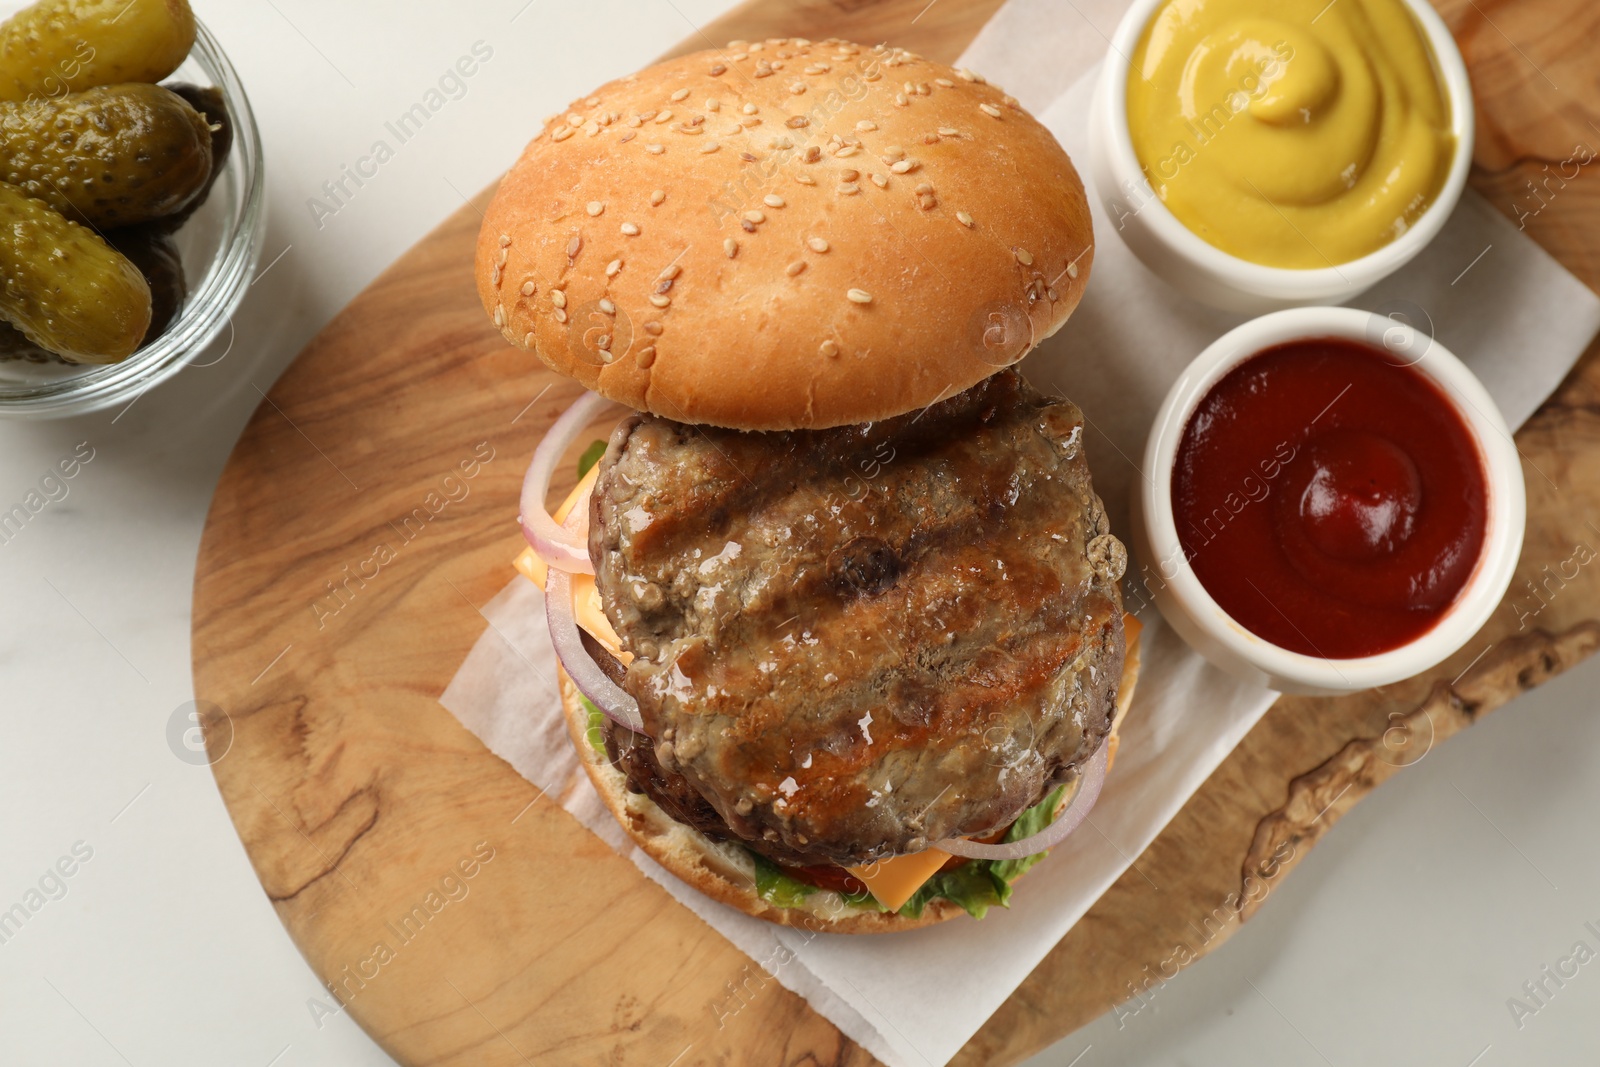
[1172,338,1487,658]
[1125,0,1455,267]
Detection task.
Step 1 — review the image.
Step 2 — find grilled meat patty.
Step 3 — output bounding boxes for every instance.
[589,371,1127,868]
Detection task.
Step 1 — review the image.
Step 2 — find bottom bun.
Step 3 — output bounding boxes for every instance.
[558,627,1143,934]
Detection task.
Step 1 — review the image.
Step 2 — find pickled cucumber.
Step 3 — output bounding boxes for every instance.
[0,181,151,363]
[0,82,213,227]
[154,82,229,227]
[0,0,196,103]
[0,224,181,362]
[108,223,183,339]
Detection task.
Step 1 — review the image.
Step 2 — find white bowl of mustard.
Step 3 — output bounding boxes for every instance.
[1089,0,1474,313]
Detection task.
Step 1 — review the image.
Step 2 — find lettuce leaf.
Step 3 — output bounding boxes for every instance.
[989,784,1067,888]
[577,439,607,478]
[750,851,818,908]
[899,863,1006,920]
[578,696,608,758]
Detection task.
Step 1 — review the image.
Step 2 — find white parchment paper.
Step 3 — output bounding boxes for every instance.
[440,4,1600,1063]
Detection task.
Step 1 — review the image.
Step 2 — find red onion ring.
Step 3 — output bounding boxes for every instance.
[546,568,644,733]
[936,740,1109,860]
[520,391,612,574]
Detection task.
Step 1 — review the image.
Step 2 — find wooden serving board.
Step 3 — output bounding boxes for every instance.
[191,1,1600,1063]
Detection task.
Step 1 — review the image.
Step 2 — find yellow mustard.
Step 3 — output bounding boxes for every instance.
[1125,0,1455,268]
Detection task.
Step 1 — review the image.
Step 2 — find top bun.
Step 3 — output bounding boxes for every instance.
[476,38,1093,430]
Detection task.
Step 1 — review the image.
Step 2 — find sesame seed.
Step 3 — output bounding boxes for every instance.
[744,210,765,223]
[787,116,809,128]
[847,288,872,304]
[1003,94,1018,106]
[621,222,640,236]
[671,87,690,102]
[787,261,806,276]
[550,290,567,309]
[566,235,582,258]
[490,266,501,287]
[1015,248,1033,265]
[701,141,720,153]
[650,190,668,208]
[618,132,635,143]
[840,168,860,181]
[496,247,509,267]
[834,145,859,157]
[935,77,954,87]
[646,143,664,154]
[585,97,599,107]
[604,260,622,280]
[957,67,982,83]
[587,200,605,216]
[724,238,739,257]
[599,298,616,314]
[870,173,888,188]
[596,334,612,350]
[742,117,762,128]
[498,234,511,247]
[794,173,816,185]
[743,103,758,114]
[710,63,727,76]
[644,321,663,335]
[626,115,642,128]
[838,182,860,195]
[655,110,673,123]
[764,194,785,208]
[915,182,933,195]
[493,305,505,327]
[856,120,877,131]
[567,114,584,127]
[957,211,974,227]
[979,103,1002,118]
[707,99,720,112]
[650,294,671,308]
[938,127,959,137]
[524,332,534,346]
[586,124,601,137]
[552,126,574,141]
[1067,260,1079,279]
[894,93,908,106]
[890,159,918,173]
[804,145,821,163]
[636,345,657,368]
[521,280,536,296]
[553,308,568,323]
[819,339,839,358]
[883,145,905,160]
[807,237,829,252]
[741,219,757,232]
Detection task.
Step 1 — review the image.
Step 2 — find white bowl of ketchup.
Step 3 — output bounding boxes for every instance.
[1133,306,1524,694]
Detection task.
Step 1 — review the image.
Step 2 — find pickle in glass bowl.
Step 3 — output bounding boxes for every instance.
[0,0,195,102]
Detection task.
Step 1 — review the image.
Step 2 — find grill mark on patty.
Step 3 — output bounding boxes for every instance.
[591,371,1126,866]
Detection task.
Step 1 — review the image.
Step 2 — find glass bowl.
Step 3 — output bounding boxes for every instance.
[0,14,265,418]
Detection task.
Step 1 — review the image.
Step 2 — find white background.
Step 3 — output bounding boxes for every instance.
[1,2,1597,1065]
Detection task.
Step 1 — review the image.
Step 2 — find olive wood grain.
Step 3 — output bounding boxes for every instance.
[191,1,1600,1064]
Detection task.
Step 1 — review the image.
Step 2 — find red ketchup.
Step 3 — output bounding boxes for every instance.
[1171,337,1488,659]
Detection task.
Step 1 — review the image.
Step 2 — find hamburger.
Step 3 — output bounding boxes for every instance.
[476,38,1140,933]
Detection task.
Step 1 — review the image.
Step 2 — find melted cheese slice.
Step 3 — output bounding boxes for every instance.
[515,464,626,660]
[847,850,954,912]
[518,477,1143,915]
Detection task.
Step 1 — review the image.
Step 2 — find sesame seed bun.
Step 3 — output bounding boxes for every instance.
[557,626,1140,933]
[476,38,1093,431]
